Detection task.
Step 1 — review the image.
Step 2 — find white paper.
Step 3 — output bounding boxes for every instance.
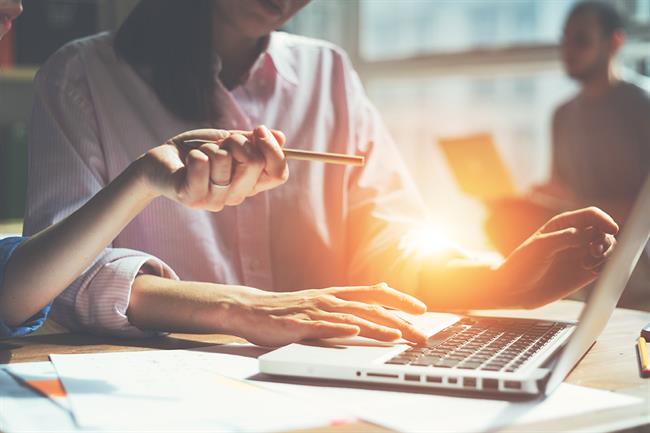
[3,361,72,411]
[257,379,642,433]
[50,347,351,432]
[184,345,643,433]
[0,369,78,432]
[6,343,641,433]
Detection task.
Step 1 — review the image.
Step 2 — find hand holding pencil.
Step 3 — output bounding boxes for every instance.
[183,129,365,167]
[155,125,363,212]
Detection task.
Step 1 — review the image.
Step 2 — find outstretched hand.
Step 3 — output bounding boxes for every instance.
[498,207,618,308]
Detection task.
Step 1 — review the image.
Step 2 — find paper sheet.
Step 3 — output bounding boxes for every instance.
[158,345,643,433]
[257,379,642,433]
[4,361,71,411]
[50,347,352,432]
[0,369,78,432]
[4,344,643,433]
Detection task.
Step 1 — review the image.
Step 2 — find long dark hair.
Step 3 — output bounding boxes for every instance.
[114,0,218,124]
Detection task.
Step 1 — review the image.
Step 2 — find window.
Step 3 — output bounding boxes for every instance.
[285,0,650,249]
[359,0,578,61]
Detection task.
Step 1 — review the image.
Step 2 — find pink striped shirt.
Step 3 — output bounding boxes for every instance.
[24,31,429,337]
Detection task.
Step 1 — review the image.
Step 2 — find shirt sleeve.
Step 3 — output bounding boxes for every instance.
[339,52,462,296]
[23,43,178,338]
[0,237,51,338]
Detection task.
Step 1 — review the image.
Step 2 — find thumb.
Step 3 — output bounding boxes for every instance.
[533,227,584,256]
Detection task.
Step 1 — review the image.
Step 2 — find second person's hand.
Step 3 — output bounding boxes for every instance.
[497,207,619,308]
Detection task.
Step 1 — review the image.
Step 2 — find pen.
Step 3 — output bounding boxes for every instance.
[183,139,365,167]
[638,335,650,378]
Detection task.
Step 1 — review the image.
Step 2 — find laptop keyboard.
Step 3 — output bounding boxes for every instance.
[386,317,569,373]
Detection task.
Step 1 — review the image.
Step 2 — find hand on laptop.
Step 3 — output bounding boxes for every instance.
[221,283,428,347]
[136,126,288,211]
[498,207,618,308]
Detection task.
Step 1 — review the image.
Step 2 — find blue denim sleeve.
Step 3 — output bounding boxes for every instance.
[0,237,52,338]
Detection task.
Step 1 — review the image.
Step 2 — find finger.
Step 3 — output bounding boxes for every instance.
[332,283,427,315]
[225,128,285,147]
[295,320,360,341]
[253,125,289,192]
[199,142,232,187]
[224,134,264,205]
[583,234,616,269]
[325,300,427,344]
[541,207,619,235]
[196,143,231,211]
[533,227,585,256]
[180,149,210,205]
[310,312,402,342]
[270,129,286,146]
[254,125,286,176]
[171,129,230,146]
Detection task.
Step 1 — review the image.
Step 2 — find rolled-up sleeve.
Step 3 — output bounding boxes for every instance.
[23,44,177,337]
[52,249,177,337]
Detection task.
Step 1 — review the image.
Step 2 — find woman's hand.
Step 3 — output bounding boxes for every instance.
[497,207,619,308]
[129,276,429,347]
[220,283,428,347]
[135,125,288,211]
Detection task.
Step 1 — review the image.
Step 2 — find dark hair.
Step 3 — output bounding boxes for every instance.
[114,0,218,124]
[567,1,625,36]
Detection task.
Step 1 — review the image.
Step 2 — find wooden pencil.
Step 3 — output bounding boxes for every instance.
[183,139,365,167]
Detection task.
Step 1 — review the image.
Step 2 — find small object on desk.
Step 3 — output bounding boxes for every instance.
[183,139,365,167]
[638,335,650,378]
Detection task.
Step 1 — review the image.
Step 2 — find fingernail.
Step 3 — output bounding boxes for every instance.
[591,243,605,257]
[257,125,272,140]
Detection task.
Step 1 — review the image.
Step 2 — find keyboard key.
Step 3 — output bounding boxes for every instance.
[458,362,482,370]
[434,359,459,368]
[482,365,502,371]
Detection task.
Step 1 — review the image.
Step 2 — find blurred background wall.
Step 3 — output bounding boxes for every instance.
[1,0,649,248]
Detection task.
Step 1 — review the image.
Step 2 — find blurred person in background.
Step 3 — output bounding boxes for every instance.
[486,0,649,309]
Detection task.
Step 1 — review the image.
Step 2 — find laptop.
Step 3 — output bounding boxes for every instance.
[438,133,516,201]
[259,175,650,396]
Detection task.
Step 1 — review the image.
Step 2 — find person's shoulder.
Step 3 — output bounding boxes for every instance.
[35,32,114,87]
[553,93,579,122]
[617,80,650,107]
[272,31,353,68]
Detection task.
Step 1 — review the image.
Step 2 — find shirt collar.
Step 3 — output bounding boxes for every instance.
[214,31,299,88]
[264,31,299,86]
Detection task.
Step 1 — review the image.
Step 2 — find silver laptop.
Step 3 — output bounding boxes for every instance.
[260,175,650,396]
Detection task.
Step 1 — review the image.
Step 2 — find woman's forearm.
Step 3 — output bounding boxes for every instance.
[126,274,245,334]
[0,159,158,327]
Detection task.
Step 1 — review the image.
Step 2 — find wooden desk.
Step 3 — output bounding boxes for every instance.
[2,300,649,432]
